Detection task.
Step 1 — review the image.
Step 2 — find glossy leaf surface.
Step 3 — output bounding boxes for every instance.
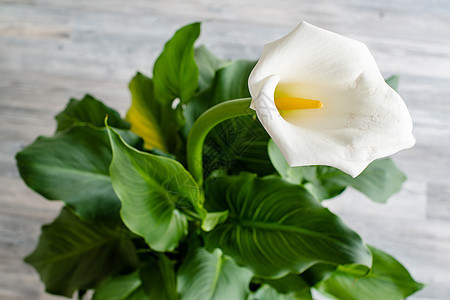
[259,274,310,294]
[250,285,312,300]
[25,208,137,297]
[139,255,178,300]
[194,45,227,92]
[93,254,177,300]
[153,22,200,104]
[184,59,256,130]
[16,125,138,220]
[316,246,424,300]
[108,126,205,251]
[268,140,406,202]
[184,59,273,176]
[55,94,129,132]
[204,173,371,277]
[93,271,146,300]
[126,72,171,151]
[177,247,253,300]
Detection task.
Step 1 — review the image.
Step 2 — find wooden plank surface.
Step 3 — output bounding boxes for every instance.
[1,0,449,299]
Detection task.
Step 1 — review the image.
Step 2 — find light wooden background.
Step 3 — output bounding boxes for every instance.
[1,0,449,299]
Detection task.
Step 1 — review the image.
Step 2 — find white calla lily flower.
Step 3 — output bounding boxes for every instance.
[249,21,415,177]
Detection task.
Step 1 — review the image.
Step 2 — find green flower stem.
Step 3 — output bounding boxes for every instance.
[187,97,253,184]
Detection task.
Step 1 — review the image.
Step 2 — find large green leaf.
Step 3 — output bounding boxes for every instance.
[184,59,256,130]
[25,208,137,297]
[177,247,253,300]
[299,263,337,286]
[250,284,312,300]
[140,255,178,300]
[181,46,256,135]
[258,274,311,295]
[201,59,256,104]
[202,60,274,176]
[16,125,138,220]
[267,139,307,185]
[55,94,129,133]
[194,45,228,92]
[183,59,274,176]
[153,22,200,104]
[93,254,177,300]
[302,160,406,203]
[255,264,335,299]
[203,116,273,177]
[315,246,424,300]
[126,72,179,152]
[203,173,371,278]
[268,140,406,203]
[107,126,205,251]
[92,271,146,300]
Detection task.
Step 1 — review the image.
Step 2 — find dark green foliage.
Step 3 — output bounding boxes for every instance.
[24,208,137,297]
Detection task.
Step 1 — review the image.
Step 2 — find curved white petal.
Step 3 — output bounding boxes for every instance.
[249,21,415,177]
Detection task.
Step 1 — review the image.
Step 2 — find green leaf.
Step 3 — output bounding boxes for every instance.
[258,274,311,294]
[184,59,256,130]
[107,126,206,251]
[299,263,337,286]
[194,45,228,92]
[126,72,177,152]
[203,116,273,177]
[55,94,130,133]
[315,246,424,300]
[301,167,348,201]
[267,139,304,184]
[250,284,312,300]
[268,140,406,203]
[302,160,407,203]
[153,22,200,104]
[201,210,229,232]
[202,59,256,103]
[92,271,146,300]
[140,254,178,300]
[386,75,400,91]
[25,208,137,297]
[16,125,138,221]
[183,59,273,176]
[93,254,177,300]
[335,159,406,203]
[203,173,371,278]
[201,60,274,176]
[177,247,253,300]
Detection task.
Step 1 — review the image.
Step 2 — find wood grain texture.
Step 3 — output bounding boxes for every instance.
[1,0,449,299]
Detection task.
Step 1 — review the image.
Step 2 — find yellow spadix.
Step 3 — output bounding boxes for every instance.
[274,97,323,110]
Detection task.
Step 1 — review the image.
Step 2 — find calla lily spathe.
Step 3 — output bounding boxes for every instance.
[249,21,415,177]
